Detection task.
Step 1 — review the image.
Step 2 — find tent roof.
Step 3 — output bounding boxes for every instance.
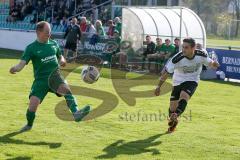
[122,7,206,49]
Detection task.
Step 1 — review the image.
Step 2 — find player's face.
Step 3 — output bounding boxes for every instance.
[182,42,195,56]
[37,24,51,43]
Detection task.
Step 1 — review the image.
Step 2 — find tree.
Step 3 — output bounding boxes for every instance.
[182,0,232,36]
[232,0,240,37]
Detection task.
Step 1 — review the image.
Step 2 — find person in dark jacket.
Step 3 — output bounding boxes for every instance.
[142,35,156,70]
[63,17,81,60]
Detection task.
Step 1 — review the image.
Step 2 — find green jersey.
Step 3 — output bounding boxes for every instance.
[21,39,61,80]
[155,44,165,53]
[161,43,175,55]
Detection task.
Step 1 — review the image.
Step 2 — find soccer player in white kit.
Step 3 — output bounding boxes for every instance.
[155,38,219,133]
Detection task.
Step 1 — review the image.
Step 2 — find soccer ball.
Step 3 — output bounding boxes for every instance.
[81,65,100,84]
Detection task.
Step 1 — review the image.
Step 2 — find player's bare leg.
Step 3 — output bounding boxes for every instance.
[168,91,190,133]
[20,96,40,132]
[57,84,91,122]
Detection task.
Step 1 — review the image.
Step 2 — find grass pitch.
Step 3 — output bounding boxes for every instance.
[0,48,239,160]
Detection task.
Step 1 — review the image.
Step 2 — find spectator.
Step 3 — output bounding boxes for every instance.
[142,35,156,70]
[113,30,121,44]
[95,20,105,36]
[147,37,164,59]
[92,3,99,23]
[196,43,208,71]
[196,43,203,50]
[64,17,81,60]
[35,0,44,14]
[114,17,122,36]
[107,20,115,37]
[155,38,163,52]
[173,37,180,55]
[83,0,92,10]
[146,37,166,72]
[80,16,88,33]
[76,4,83,14]
[60,16,69,31]
[7,6,21,22]
[86,21,96,38]
[161,38,175,58]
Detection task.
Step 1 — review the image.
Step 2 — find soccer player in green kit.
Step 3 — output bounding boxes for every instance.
[9,21,91,132]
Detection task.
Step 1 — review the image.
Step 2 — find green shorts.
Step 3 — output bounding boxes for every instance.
[29,69,67,102]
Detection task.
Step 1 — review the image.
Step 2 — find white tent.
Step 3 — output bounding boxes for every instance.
[122,7,206,51]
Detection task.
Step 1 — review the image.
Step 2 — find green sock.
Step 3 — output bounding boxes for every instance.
[64,92,79,113]
[26,109,35,127]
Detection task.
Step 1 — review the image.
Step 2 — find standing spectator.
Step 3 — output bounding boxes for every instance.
[142,35,156,70]
[60,16,69,31]
[92,3,99,23]
[86,21,96,38]
[64,17,81,60]
[114,17,122,36]
[83,0,92,10]
[80,17,88,33]
[107,20,115,37]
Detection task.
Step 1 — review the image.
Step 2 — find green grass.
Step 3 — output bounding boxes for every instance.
[0,49,240,160]
[207,38,240,50]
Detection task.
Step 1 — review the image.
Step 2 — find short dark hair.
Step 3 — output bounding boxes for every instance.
[36,21,49,32]
[146,35,151,39]
[183,38,196,48]
[174,37,180,41]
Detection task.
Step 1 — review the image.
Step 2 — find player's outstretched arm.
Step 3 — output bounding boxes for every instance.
[9,60,26,74]
[209,60,220,70]
[155,68,169,96]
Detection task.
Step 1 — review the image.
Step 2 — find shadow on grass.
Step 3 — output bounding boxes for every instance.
[6,156,32,160]
[0,48,22,59]
[0,131,62,149]
[95,133,167,159]
[202,79,240,87]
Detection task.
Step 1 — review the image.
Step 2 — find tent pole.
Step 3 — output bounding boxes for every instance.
[179,7,183,48]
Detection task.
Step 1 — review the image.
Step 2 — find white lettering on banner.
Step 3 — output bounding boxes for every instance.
[226,66,240,73]
[84,41,106,51]
[222,57,240,66]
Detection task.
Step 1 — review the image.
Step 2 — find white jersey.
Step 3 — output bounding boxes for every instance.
[165,50,213,86]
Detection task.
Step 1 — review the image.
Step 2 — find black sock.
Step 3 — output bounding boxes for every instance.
[26,109,35,127]
[176,99,188,116]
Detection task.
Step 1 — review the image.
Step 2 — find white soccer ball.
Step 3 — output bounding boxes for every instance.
[81,65,100,84]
